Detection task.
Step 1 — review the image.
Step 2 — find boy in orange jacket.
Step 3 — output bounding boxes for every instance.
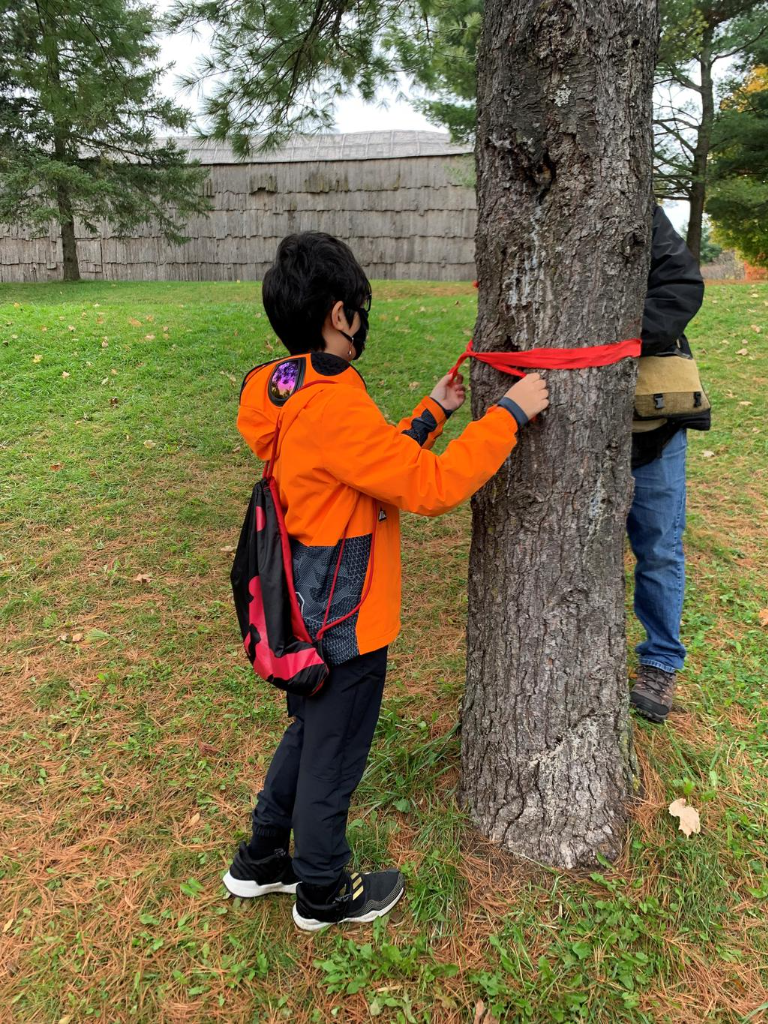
[224,232,548,931]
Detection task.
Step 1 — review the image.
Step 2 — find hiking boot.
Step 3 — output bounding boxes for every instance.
[630,666,677,724]
[222,843,298,898]
[292,869,405,932]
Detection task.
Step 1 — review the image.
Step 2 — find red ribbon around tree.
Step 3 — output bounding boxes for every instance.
[447,337,642,383]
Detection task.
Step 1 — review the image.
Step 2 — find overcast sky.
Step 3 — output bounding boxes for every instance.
[154,3,689,231]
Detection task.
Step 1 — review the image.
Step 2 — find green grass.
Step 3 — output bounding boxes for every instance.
[1,278,767,1024]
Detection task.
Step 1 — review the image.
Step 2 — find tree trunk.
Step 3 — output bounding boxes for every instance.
[460,0,658,869]
[58,192,81,283]
[686,32,715,263]
[54,137,80,283]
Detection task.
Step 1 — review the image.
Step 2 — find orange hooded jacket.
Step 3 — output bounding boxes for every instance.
[237,351,520,665]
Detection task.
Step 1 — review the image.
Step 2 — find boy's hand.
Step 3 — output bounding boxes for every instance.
[503,373,549,420]
[430,373,466,414]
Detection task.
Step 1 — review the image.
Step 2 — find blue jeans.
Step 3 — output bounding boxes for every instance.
[626,429,687,673]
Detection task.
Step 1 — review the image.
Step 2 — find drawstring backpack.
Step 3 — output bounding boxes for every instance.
[230,382,376,698]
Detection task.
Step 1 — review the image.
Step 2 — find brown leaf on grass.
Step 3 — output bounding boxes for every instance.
[71,633,84,643]
[50,462,63,471]
[109,397,119,407]
[220,545,235,553]
[61,371,70,379]
[198,741,220,756]
[132,574,151,584]
[128,317,141,327]
[701,451,715,458]
[101,340,109,348]
[408,381,420,390]
[758,609,768,628]
[669,798,701,837]
[737,347,749,356]
[143,440,156,449]
[58,632,69,642]
[474,1001,499,1024]
[751,324,761,333]
[33,354,43,363]
[186,812,201,828]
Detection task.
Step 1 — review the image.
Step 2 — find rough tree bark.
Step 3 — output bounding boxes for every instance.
[460,0,658,868]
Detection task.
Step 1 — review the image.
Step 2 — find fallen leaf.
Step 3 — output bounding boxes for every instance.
[67,325,75,332]
[198,741,220,756]
[669,798,701,837]
[220,544,235,553]
[408,381,420,390]
[132,574,151,584]
[143,440,156,449]
[13,302,20,308]
[41,326,48,332]
[71,633,84,643]
[128,317,141,327]
[3,917,14,933]
[473,1001,499,1024]
[57,1016,73,1024]
[61,371,70,379]
[736,348,749,356]
[758,609,768,628]
[145,333,155,340]
[109,397,119,407]
[101,377,109,385]
[739,401,752,406]
[751,324,762,333]
[187,812,201,828]
[701,450,715,458]
[145,315,154,322]
[50,462,63,471]
[101,340,109,348]
[33,354,43,363]
[111,368,117,375]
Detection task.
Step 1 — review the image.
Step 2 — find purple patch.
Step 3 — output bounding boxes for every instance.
[270,361,300,401]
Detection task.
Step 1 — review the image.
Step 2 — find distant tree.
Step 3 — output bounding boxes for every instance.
[654,0,768,261]
[0,0,211,281]
[707,63,768,265]
[681,217,724,261]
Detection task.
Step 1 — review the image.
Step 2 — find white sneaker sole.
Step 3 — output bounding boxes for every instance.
[222,871,298,898]
[292,884,405,932]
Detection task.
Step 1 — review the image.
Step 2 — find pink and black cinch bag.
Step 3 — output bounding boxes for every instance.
[230,383,375,698]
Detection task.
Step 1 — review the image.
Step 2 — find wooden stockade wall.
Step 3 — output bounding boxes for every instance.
[0,132,477,283]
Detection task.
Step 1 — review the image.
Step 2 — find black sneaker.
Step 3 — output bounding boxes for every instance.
[630,666,677,724]
[292,869,405,932]
[222,843,298,898]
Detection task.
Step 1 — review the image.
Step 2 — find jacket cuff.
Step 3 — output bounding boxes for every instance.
[422,396,450,423]
[497,397,529,429]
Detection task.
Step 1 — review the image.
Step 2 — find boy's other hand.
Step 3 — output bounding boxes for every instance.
[430,373,466,414]
[503,373,549,420]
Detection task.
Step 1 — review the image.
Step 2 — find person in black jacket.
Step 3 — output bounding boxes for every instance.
[628,204,708,723]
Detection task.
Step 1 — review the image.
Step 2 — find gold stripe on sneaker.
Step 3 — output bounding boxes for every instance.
[352,885,364,899]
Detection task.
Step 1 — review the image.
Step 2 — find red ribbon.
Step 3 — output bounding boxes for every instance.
[448,337,642,383]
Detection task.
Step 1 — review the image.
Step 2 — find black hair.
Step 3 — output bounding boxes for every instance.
[261,232,372,355]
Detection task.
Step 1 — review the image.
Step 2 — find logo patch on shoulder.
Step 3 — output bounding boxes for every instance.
[268,359,305,406]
